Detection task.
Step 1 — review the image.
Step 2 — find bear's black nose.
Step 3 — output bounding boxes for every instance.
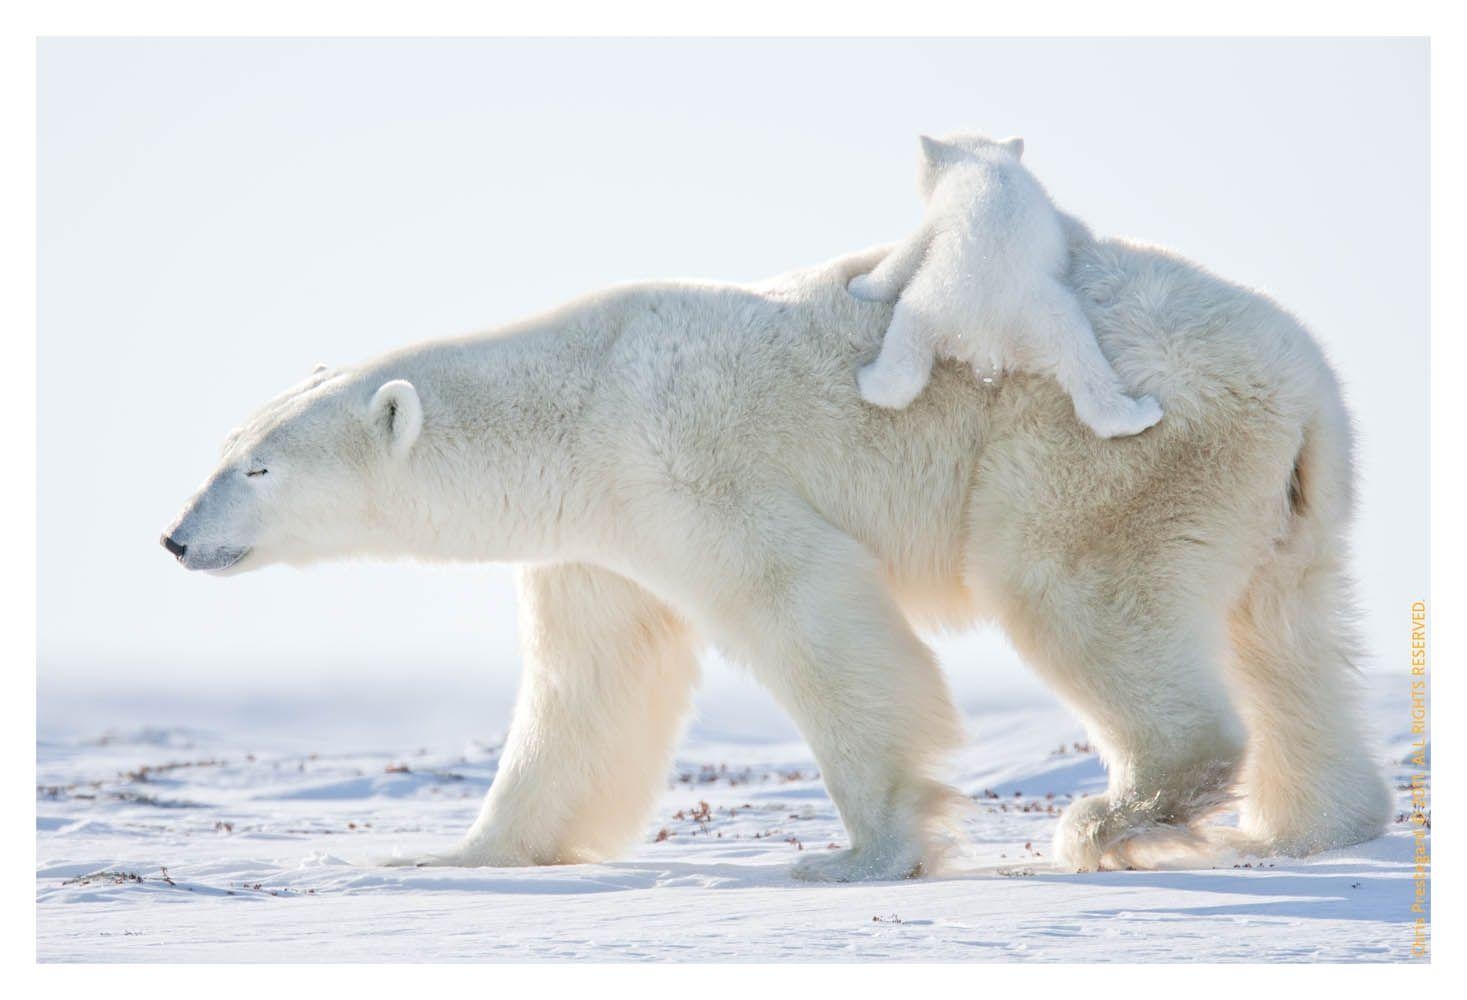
[161,534,187,559]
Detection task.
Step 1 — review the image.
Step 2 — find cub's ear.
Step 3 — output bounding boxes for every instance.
[1000,136,1025,160]
[368,379,423,459]
[918,134,961,167]
[313,362,330,375]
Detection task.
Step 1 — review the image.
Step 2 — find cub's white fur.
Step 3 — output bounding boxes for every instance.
[852,133,1162,438]
[164,230,1391,880]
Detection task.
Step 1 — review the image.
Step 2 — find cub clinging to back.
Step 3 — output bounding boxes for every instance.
[849,132,1162,438]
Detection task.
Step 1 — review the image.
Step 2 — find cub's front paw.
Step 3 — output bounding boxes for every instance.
[857,363,925,411]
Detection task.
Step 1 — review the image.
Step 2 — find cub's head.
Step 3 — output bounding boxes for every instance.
[916,132,1025,198]
[160,365,424,574]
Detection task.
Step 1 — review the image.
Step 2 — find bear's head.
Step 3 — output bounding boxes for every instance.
[160,365,423,574]
[916,132,1025,199]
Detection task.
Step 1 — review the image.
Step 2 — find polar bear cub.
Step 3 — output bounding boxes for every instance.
[849,133,1163,438]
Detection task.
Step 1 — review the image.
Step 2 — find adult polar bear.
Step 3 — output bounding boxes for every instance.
[162,227,1391,880]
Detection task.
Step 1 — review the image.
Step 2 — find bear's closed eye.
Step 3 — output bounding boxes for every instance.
[245,468,268,477]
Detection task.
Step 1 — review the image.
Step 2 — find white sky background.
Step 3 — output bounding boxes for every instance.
[37,38,1427,732]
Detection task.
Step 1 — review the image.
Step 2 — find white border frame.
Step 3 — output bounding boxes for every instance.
[8,2,1455,989]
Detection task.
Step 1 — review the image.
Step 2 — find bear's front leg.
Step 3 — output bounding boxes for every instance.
[386,563,698,868]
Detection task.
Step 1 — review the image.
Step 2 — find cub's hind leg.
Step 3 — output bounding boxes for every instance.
[1034,283,1162,438]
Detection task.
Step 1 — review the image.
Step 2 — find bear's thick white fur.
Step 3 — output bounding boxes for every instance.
[851,133,1162,439]
[164,228,1392,880]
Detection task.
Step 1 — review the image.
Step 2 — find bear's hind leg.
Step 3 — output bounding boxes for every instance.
[996,586,1247,871]
[1226,535,1392,857]
[389,562,697,868]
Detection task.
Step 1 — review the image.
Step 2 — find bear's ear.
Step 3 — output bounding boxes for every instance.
[313,362,330,375]
[368,379,423,460]
[918,134,961,168]
[999,136,1025,160]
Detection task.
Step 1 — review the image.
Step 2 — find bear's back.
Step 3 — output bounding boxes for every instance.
[563,236,1341,598]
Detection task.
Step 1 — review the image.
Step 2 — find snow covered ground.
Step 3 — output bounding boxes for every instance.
[36,671,1426,963]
